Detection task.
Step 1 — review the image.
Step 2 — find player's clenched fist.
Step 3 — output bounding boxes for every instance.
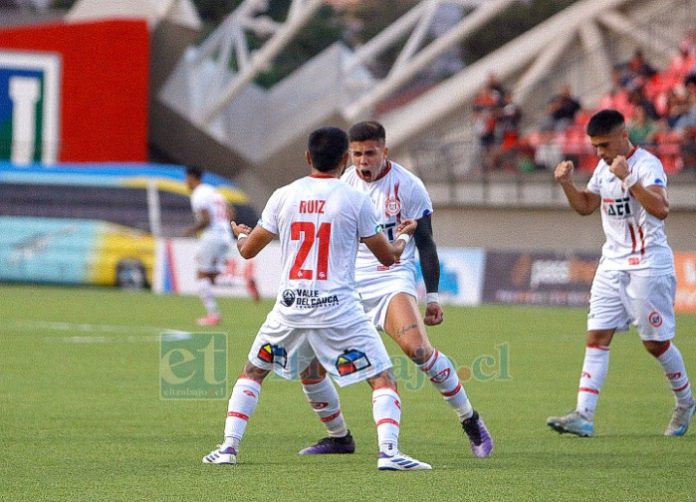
[609,155,629,180]
[554,160,574,184]
[231,221,253,238]
[424,302,444,326]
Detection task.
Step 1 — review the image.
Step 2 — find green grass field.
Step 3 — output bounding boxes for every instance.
[2,284,695,501]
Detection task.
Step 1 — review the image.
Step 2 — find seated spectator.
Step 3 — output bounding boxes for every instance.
[672,76,696,135]
[627,86,659,120]
[624,49,657,89]
[627,105,660,146]
[541,84,582,131]
[664,84,691,128]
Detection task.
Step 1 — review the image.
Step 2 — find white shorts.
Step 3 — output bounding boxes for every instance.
[247,315,393,387]
[588,268,676,341]
[196,237,229,274]
[356,268,417,331]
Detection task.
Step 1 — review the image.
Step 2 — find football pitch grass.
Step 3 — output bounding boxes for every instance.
[2,284,695,501]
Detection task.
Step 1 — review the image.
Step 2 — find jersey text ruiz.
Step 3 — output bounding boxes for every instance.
[299,200,326,214]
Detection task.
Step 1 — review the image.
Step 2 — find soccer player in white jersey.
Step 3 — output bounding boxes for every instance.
[184,167,241,326]
[548,109,695,437]
[298,121,493,458]
[202,127,431,471]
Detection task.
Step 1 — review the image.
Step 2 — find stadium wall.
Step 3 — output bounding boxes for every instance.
[431,207,696,253]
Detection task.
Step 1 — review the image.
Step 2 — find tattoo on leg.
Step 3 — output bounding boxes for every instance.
[394,323,418,337]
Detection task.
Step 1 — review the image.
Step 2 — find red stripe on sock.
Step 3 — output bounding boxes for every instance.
[586,344,610,351]
[376,418,400,428]
[320,411,342,423]
[301,378,324,385]
[578,387,599,395]
[674,382,690,393]
[653,341,671,358]
[420,350,439,372]
[227,411,249,421]
[441,383,462,398]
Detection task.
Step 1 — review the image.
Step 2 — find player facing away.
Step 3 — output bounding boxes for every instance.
[297,121,493,458]
[184,167,259,326]
[547,109,695,437]
[202,127,431,471]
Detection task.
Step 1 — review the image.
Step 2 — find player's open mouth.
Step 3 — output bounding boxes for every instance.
[361,169,372,179]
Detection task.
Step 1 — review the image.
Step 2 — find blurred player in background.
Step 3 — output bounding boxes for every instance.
[184,166,259,327]
[202,126,431,471]
[548,109,694,437]
[298,121,493,459]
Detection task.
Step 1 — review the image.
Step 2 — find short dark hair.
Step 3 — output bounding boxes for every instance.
[586,109,625,136]
[307,127,349,172]
[349,121,386,143]
[186,166,203,179]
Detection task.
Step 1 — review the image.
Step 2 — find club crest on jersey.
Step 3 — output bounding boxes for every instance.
[335,349,371,376]
[648,311,663,328]
[281,289,296,307]
[384,195,401,217]
[257,343,287,368]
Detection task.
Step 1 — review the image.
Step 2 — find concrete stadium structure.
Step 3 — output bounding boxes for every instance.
[67,0,696,251]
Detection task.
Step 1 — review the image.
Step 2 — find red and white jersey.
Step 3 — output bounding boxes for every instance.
[342,161,433,279]
[190,184,232,242]
[586,147,674,274]
[258,175,382,328]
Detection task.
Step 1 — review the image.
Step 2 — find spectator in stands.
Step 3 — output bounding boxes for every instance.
[672,75,696,135]
[627,104,660,146]
[623,49,657,90]
[664,84,691,129]
[491,92,524,171]
[541,84,582,132]
[472,75,507,170]
[627,86,659,120]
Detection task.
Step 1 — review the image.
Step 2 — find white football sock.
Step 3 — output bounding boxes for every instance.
[302,377,348,438]
[419,350,474,421]
[576,345,610,421]
[372,387,400,455]
[656,342,692,406]
[223,378,261,450]
[196,277,218,316]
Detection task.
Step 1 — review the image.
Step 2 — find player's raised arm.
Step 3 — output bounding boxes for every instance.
[554,160,601,215]
[362,219,416,266]
[231,221,275,259]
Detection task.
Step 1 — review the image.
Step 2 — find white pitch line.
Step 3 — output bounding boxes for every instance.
[6,320,195,343]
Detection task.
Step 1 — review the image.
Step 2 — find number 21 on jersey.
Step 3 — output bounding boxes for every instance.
[289,222,331,280]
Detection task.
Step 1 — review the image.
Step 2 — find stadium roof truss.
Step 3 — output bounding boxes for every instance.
[157,0,686,178]
[159,0,518,163]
